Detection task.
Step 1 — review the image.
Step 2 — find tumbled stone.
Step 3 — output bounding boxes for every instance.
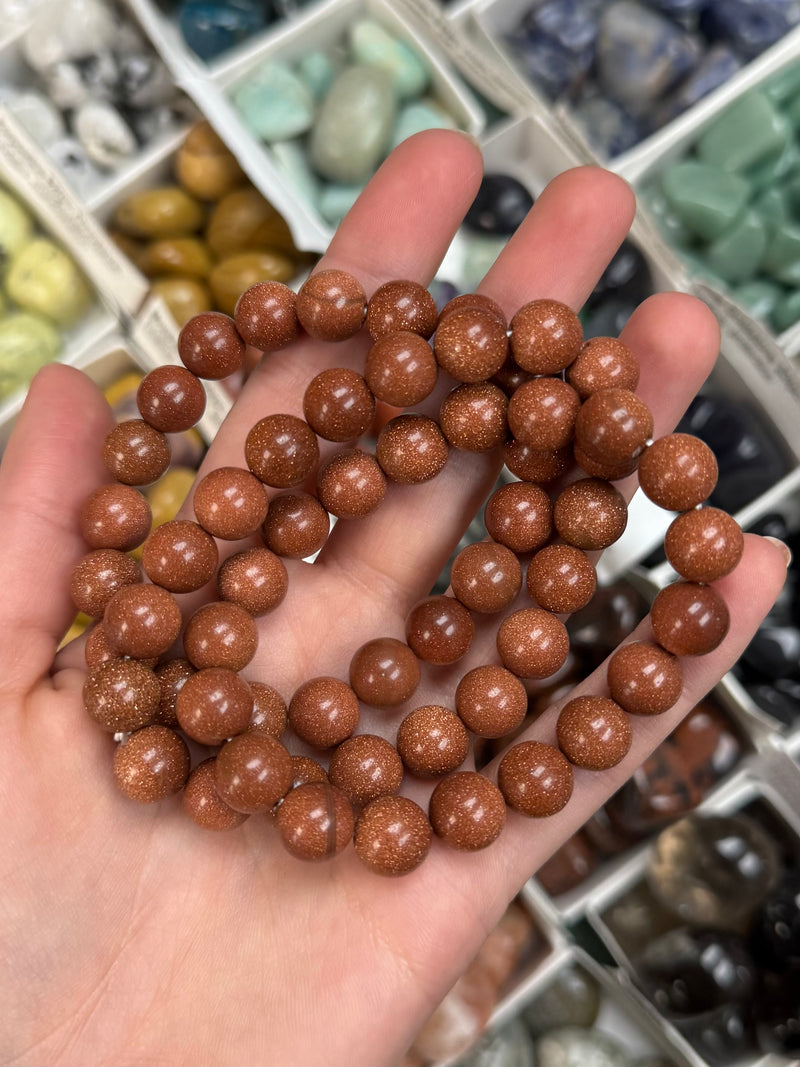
[390,100,456,150]
[662,162,749,241]
[6,238,91,326]
[234,62,315,142]
[699,91,791,172]
[309,65,395,184]
[349,19,429,100]
[178,0,268,61]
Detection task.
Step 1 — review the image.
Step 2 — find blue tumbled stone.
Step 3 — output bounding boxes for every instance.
[572,96,642,156]
[654,45,741,127]
[522,0,602,54]
[507,26,593,99]
[699,0,799,60]
[178,0,268,61]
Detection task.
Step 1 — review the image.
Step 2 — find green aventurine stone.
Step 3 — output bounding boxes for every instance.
[348,19,429,100]
[786,93,800,129]
[706,210,767,283]
[762,221,800,284]
[0,311,60,398]
[765,64,800,105]
[772,288,800,331]
[754,186,792,224]
[732,280,783,322]
[233,62,315,142]
[296,51,337,101]
[309,65,395,184]
[644,186,693,246]
[698,92,791,172]
[317,182,363,225]
[390,99,456,150]
[662,162,749,242]
[679,249,727,289]
[746,135,800,192]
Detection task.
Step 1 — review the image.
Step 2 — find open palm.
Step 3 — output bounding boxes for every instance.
[0,131,789,1067]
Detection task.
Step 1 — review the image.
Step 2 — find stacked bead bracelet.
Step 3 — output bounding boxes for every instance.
[71,269,743,877]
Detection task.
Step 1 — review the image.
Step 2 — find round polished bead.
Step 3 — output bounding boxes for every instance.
[218,547,288,616]
[455,664,528,738]
[136,366,206,434]
[328,734,403,805]
[86,624,153,671]
[296,269,366,341]
[215,731,292,813]
[429,772,506,851]
[103,419,170,486]
[366,279,438,340]
[84,659,160,732]
[289,676,359,748]
[142,519,218,593]
[484,481,552,555]
[496,607,569,679]
[498,741,574,817]
[433,306,509,383]
[406,595,474,665]
[526,544,597,614]
[154,658,194,727]
[492,355,532,397]
[290,755,329,789]
[349,637,420,707]
[567,337,640,399]
[275,783,354,861]
[397,705,469,778]
[651,582,730,657]
[439,292,507,328]
[70,549,141,618]
[249,681,287,737]
[183,601,258,672]
[176,667,253,745]
[80,484,152,552]
[233,281,298,351]
[554,478,628,550]
[575,388,654,465]
[261,491,329,558]
[376,414,448,484]
[573,444,639,482]
[665,507,744,583]
[639,434,718,512]
[439,382,508,452]
[317,449,386,518]
[178,311,245,379]
[183,759,249,831]
[450,541,522,614]
[607,641,683,716]
[104,583,182,659]
[354,795,432,876]
[364,331,438,406]
[303,367,375,443]
[510,299,582,374]
[245,414,320,488]
[507,378,580,451]
[193,466,268,540]
[113,726,189,803]
[503,440,572,483]
[557,695,632,770]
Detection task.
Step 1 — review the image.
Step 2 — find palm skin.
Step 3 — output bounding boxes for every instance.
[0,131,789,1067]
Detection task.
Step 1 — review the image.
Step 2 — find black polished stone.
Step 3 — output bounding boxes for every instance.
[749,869,800,971]
[742,625,800,680]
[637,927,757,1014]
[585,239,653,310]
[743,678,800,727]
[464,173,534,236]
[754,967,800,1055]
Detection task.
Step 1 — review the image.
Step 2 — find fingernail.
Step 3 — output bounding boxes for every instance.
[764,536,792,567]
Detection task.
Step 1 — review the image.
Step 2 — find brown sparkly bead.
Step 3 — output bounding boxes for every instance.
[510,299,582,374]
[183,759,249,830]
[349,637,420,707]
[354,795,432,876]
[113,726,190,803]
[651,581,730,657]
[176,666,253,745]
[290,755,328,789]
[484,481,552,555]
[289,676,359,748]
[249,681,287,737]
[296,269,366,341]
[183,601,258,672]
[366,279,438,341]
[70,549,141,618]
[178,311,245,379]
[104,583,182,659]
[83,659,160,732]
[215,731,292,813]
[451,541,522,614]
[103,419,170,486]
[154,658,194,727]
[397,705,469,778]
[664,507,744,583]
[553,478,628,550]
[575,388,653,465]
[142,519,218,593]
[364,331,438,407]
[491,356,533,397]
[503,440,572,483]
[86,623,141,670]
[429,772,506,851]
[639,433,718,512]
[136,366,206,434]
[328,734,403,805]
[567,337,640,399]
[439,382,508,452]
[275,783,354,861]
[439,293,507,329]
[455,665,528,738]
[376,414,448,484]
[303,367,375,443]
[573,444,639,482]
[317,449,386,518]
[234,281,298,351]
[80,484,152,552]
[498,741,574,817]
[261,491,329,558]
[193,466,268,540]
[526,544,597,614]
[218,547,288,616]
[245,414,320,489]
[496,607,569,679]
[507,378,580,451]
[607,641,683,715]
[557,695,632,770]
[433,307,509,383]
[406,595,474,665]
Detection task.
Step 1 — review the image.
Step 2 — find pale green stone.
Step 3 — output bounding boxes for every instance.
[772,288,800,331]
[0,189,34,269]
[317,182,363,225]
[754,186,792,224]
[6,238,91,326]
[680,249,727,290]
[349,19,429,100]
[732,279,783,322]
[270,140,319,207]
[0,311,60,399]
[662,162,749,242]
[706,210,767,283]
[390,99,456,150]
[462,235,507,288]
[762,221,800,285]
[698,92,791,172]
[233,62,315,143]
[746,135,800,192]
[765,64,800,105]
[297,51,337,101]
[786,93,800,129]
[643,185,693,246]
[309,65,395,184]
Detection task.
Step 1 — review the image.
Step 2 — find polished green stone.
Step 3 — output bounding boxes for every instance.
[390,99,456,150]
[746,135,800,192]
[317,182,363,225]
[679,249,727,289]
[765,64,800,105]
[706,210,767,283]
[233,62,315,142]
[731,279,783,322]
[786,93,800,129]
[762,221,800,285]
[644,186,694,247]
[754,186,792,224]
[348,18,429,100]
[270,139,319,207]
[663,162,749,242]
[771,288,800,331]
[309,64,395,184]
[296,51,337,101]
[698,92,791,172]
[0,311,60,398]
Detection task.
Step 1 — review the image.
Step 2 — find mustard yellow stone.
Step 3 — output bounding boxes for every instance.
[175,121,245,201]
[150,276,213,326]
[209,250,295,314]
[114,187,205,238]
[139,237,214,278]
[205,188,297,258]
